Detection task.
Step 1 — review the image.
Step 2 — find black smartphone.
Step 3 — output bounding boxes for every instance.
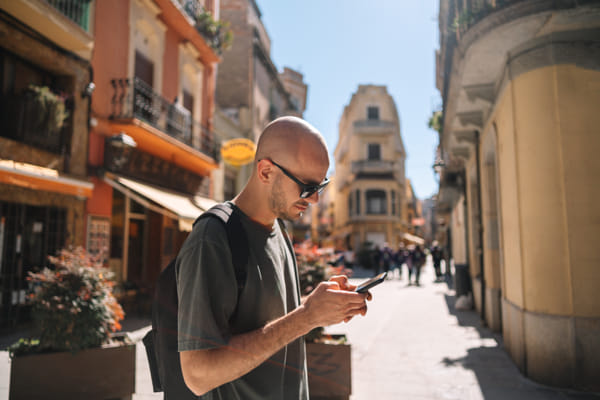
[355,272,387,293]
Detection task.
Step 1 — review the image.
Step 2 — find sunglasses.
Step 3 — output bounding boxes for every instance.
[265,159,330,199]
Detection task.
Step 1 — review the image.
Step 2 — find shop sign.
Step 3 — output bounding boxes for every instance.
[220,138,256,166]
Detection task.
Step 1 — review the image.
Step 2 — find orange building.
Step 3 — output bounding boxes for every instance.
[87,0,222,301]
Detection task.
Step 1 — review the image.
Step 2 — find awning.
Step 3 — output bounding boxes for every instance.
[0,159,93,198]
[402,232,425,245]
[104,175,217,231]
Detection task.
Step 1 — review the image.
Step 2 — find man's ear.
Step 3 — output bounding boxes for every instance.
[256,159,274,184]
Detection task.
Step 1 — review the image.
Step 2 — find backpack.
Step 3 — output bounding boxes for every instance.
[142,202,249,399]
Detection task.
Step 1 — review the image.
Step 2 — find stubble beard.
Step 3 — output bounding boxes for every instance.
[270,177,303,221]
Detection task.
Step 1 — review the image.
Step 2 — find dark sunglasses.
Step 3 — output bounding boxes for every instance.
[265,159,330,199]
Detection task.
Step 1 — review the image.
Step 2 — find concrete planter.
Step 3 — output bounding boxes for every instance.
[9,343,136,400]
[307,338,351,400]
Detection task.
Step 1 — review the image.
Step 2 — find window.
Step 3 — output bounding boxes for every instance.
[368,143,381,161]
[183,90,194,114]
[356,189,361,216]
[366,190,387,215]
[367,106,379,120]
[348,194,353,217]
[134,51,154,87]
[391,191,396,215]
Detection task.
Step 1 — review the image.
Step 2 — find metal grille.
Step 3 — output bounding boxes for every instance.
[46,0,92,31]
[0,202,66,330]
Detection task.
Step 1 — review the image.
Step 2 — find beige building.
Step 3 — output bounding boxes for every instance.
[435,0,600,391]
[333,85,407,251]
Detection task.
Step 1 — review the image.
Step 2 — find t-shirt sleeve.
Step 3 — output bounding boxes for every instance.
[176,218,239,351]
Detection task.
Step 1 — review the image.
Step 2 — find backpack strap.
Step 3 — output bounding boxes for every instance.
[195,201,248,294]
[277,218,302,302]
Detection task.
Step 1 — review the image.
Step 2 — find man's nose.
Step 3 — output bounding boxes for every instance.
[305,191,319,203]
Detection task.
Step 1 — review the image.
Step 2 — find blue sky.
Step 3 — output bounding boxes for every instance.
[256,0,441,200]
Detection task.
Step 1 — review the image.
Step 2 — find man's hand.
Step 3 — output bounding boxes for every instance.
[301,276,370,327]
[328,275,373,322]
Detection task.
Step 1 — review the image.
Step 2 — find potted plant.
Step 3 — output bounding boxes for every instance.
[7,247,136,400]
[25,84,70,133]
[194,7,233,55]
[297,245,352,400]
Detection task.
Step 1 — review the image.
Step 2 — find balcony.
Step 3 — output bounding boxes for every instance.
[353,119,395,134]
[450,0,527,39]
[109,77,217,161]
[46,0,92,32]
[351,160,396,176]
[0,87,69,155]
[176,0,204,20]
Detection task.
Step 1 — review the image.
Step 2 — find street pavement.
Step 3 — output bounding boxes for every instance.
[1,258,599,399]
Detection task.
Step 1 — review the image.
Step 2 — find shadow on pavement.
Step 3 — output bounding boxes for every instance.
[442,292,600,400]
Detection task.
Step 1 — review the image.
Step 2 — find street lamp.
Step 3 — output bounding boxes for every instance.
[105,132,137,171]
[432,158,445,183]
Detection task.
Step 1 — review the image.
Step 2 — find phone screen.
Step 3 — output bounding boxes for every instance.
[355,272,387,293]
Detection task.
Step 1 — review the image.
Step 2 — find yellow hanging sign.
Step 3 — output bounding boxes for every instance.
[220,138,256,166]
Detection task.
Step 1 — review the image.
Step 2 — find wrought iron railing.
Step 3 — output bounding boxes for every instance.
[353,120,395,129]
[351,160,395,175]
[451,0,527,36]
[177,0,203,20]
[109,77,218,160]
[46,0,92,32]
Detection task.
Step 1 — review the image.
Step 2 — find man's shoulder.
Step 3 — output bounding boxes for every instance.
[180,213,230,254]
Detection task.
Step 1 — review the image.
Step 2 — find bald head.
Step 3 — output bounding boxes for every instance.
[255,116,329,169]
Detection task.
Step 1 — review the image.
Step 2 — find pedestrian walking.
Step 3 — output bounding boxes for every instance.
[411,245,426,286]
[392,243,406,280]
[430,241,444,281]
[405,245,414,283]
[372,245,382,274]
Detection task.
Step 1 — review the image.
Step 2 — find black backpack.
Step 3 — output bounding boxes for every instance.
[142,202,249,399]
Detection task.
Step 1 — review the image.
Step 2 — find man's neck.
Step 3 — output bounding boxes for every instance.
[232,190,276,229]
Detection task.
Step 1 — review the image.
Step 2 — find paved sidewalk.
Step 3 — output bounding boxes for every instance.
[328,262,600,400]
[1,261,599,399]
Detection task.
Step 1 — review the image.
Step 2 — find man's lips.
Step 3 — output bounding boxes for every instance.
[296,203,309,211]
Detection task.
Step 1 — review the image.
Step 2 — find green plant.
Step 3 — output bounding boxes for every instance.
[9,247,125,357]
[428,110,443,135]
[195,8,233,54]
[26,84,69,132]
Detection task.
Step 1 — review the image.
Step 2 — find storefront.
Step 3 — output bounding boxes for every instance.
[0,161,93,329]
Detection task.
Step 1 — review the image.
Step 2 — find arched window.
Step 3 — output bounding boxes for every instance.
[366,190,387,215]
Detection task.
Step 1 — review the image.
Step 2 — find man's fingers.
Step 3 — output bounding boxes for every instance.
[329,275,355,291]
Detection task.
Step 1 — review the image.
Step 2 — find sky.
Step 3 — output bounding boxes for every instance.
[256,0,442,200]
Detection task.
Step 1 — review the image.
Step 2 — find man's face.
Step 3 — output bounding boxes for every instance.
[267,159,328,221]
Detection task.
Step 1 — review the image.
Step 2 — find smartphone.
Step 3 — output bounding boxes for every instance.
[355,272,387,293]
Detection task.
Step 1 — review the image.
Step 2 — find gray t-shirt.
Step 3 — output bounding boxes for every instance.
[176,206,308,400]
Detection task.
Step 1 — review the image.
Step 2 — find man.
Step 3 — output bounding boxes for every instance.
[176,116,370,399]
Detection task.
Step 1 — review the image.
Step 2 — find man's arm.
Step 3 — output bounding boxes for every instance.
[180,279,368,396]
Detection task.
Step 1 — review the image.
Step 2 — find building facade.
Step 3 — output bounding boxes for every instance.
[214,0,306,206]
[87,0,221,302]
[0,0,95,329]
[333,85,407,251]
[435,0,600,390]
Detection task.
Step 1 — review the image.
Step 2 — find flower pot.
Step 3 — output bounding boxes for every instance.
[306,338,351,400]
[9,343,136,400]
